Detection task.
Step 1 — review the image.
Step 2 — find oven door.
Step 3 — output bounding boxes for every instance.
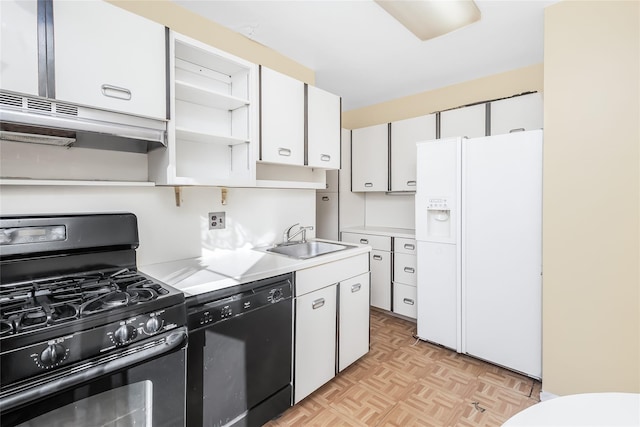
[0,327,188,427]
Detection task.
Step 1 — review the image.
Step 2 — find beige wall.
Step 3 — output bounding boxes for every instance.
[342,63,543,129]
[107,0,314,84]
[543,1,639,395]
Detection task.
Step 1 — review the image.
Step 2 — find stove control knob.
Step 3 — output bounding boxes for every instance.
[144,317,162,334]
[114,324,137,345]
[40,343,67,367]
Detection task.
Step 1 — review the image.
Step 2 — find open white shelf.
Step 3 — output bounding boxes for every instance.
[175,79,249,110]
[175,127,249,146]
[0,179,155,187]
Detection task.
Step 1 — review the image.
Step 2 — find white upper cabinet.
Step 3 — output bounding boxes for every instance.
[260,66,305,165]
[351,123,389,192]
[307,85,341,169]
[390,114,436,192]
[490,93,543,135]
[440,103,486,139]
[0,0,39,96]
[148,31,257,186]
[52,1,166,120]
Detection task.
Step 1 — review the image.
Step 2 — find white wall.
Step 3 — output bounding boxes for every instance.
[364,193,414,229]
[0,185,315,267]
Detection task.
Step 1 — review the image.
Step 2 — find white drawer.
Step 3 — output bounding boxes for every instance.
[295,253,369,297]
[341,232,391,251]
[393,283,417,319]
[394,238,417,255]
[393,253,417,285]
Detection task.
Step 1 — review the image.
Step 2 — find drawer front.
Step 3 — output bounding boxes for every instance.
[341,232,391,251]
[393,283,417,319]
[394,238,417,255]
[393,253,417,286]
[295,253,369,297]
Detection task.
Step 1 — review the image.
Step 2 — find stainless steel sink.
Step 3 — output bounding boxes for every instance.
[264,241,352,259]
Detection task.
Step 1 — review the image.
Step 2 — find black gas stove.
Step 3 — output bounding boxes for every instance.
[0,213,186,393]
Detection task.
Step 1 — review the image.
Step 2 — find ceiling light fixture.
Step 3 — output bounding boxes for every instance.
[374,0,481,41]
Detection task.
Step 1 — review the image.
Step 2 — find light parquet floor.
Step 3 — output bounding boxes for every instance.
[266,309,541,427]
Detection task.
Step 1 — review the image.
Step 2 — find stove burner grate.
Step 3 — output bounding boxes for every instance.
[0,269,167,336]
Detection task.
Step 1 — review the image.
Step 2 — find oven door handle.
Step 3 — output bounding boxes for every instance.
[0,327,188,413]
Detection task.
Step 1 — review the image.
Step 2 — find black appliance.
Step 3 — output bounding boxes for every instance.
[0,213,188,427]
[187,273,293,427]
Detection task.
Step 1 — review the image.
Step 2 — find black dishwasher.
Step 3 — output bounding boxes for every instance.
[186,273,293,427]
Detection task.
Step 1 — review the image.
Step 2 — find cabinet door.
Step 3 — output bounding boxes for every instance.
[370,249,391,310]
[260,66,305,165]
[490,93,543,135]
[0,0,39,96]
[53,1,166,119]
[316,192,339,241]
[294,285,336,403]
[390,114,436,191]
[307,85,341,169]
[324,169,339,192]
[338,273,370,372]
[351,124,388,192]
[440,103,486,139]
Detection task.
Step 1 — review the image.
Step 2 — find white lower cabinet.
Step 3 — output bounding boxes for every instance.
[294,284,337,403]
[294,254,370,403]
[338,273,370,372]
[393,238,417,319]
[370,250,392,310]
[341,232,392,311]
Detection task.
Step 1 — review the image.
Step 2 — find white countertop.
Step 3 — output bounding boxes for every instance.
[341,226,416,239]
[502,393,640,426]
[140,240,370,297]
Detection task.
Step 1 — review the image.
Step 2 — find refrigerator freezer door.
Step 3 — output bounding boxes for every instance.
[461,130,542,378]
[415,138,461,244]
[416,241,459,350]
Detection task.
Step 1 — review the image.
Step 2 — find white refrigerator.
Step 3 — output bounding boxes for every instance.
[415,130,542,379]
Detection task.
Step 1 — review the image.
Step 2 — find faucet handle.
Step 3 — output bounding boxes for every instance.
[283,223,300,242]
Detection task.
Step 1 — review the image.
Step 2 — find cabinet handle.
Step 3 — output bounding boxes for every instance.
[351,283,362,293]
[322,196,330,201]
[407,180,416,187]
[359,239,368,244]
[372,254,382,261]
[509,128,526,133]
[403,243,415,251]
[403,298,415,305]
[320,154,331,162]
[364,182,373,187]
[404,267,415,274]
[312,298,325,310]
[101,84,132,101]
[278,148,292,157]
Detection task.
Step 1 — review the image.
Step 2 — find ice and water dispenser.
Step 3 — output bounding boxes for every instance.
[425,197,453,240]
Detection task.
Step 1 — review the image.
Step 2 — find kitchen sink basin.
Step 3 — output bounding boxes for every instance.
[264,241,352,259]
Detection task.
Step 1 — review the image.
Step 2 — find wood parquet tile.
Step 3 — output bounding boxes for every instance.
[266,309,541,427]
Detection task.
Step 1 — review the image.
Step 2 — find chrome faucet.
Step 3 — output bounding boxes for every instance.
[282,223,314,244]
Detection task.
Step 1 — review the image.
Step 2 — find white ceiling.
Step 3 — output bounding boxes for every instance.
[172,0,557,111]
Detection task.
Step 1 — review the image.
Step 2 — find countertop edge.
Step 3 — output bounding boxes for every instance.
[340,226,416,239]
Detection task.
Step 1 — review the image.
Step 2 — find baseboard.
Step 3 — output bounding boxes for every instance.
[540,390,559,401]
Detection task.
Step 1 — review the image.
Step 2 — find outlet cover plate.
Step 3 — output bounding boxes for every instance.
[208,212,226,230]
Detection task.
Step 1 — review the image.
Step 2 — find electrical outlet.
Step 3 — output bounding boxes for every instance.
[208,212,226,230]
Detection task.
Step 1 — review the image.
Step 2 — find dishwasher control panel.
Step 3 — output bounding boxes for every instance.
[187,275,292,330]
